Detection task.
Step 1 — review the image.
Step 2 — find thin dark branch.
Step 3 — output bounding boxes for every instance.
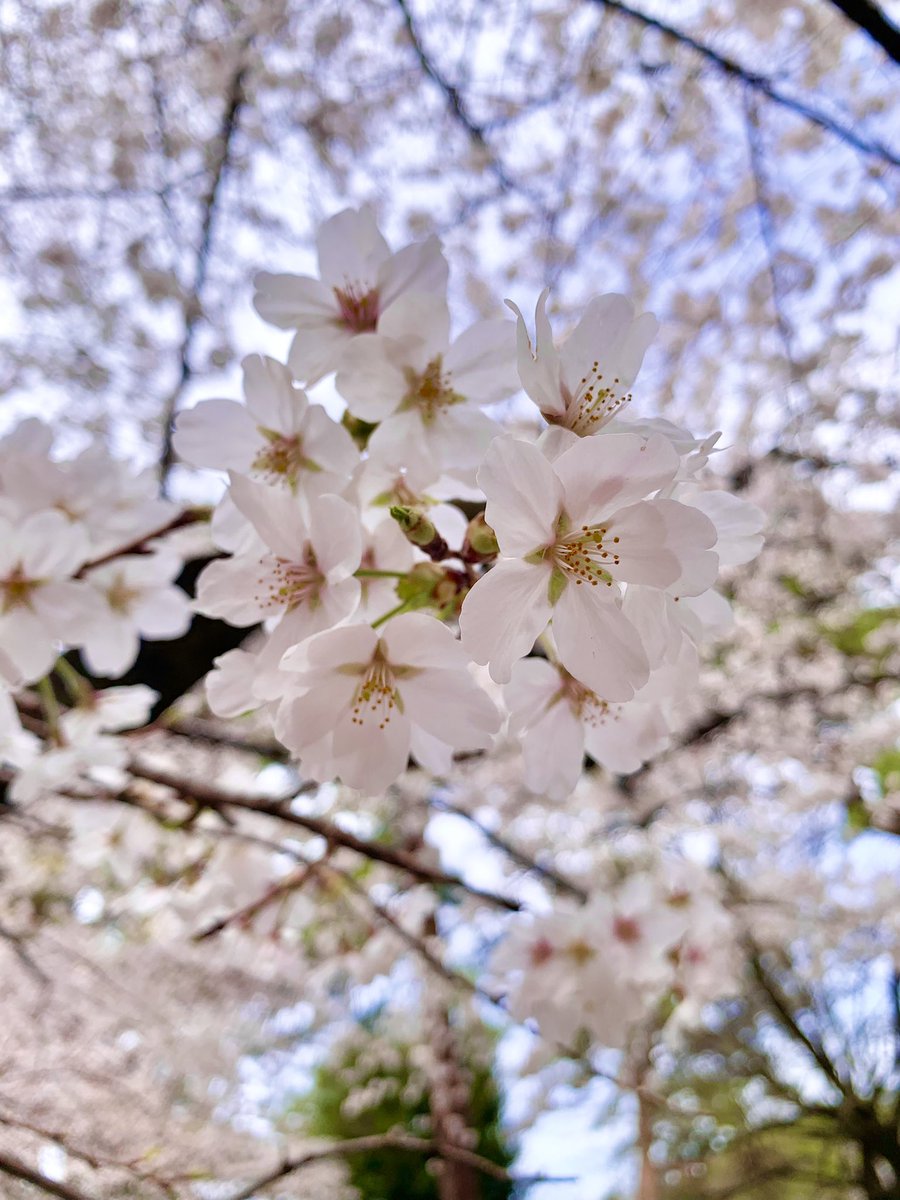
[227,1132,575,1200]
[393,0,534,197]
[124,763,524,912]
[158,45,252,486]
[742,88,801,398]
[749,951,847,1095]
[827,0,900,62]
[590,0,900,167]
[0,1149,98,1200]
[431,797,589,901]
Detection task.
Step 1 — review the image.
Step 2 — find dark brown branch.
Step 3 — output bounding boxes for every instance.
[0,1148,98,1200]
[431,797,589,902]
[125,764,523,911]
[158,47,251,485]
[227,1132,574,1200]
[590,0,900,167]
[827,0,900,62]
[748,950,847,1095]
[393,0,535,198]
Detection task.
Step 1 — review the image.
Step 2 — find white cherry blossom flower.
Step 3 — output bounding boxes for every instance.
[80,552,191,677]
[336,294,517,477]
[675,485,765,566]
[9,736,127,805]
[508,288,657,437]
[1,433,174,558]
[275,613,500,793]
[194,474,361,652]
[254,205,449,384]
[173,354,358,497]
[505,657,671,799]
[354,446,471,546]
[459,433,717,699]
[60,684,158,741]
[0,688,38,766]
[0,510,95,683]
[205,646,264,718]
[493,877,689,1049]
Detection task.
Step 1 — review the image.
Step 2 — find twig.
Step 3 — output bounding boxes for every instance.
[125,763,523,912]
[0,1148,98,1200]
[590,0,900,167]
[431,797,589,902]
[227,1132,575,1200]
[158,44,253,485]
[827,0,900,62]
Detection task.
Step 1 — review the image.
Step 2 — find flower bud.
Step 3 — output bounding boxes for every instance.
[390,505,449,561]
[390,505,437,546]
[462,512,499,560]
[396,562,444,606]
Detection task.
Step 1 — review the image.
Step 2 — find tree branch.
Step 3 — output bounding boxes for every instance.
[431,797,588,902]
[0,1149,98,1200]
[124,763,524,912]
[158,44,252,486]
[393,0,535,198]
[827,0,900,62]
[742,88,801,402]
[590,0,900,167]
[227,1132,574,1200]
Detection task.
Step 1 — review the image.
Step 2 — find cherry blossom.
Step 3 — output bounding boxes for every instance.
[275,613,501,792]
[194,474,362,654]
[173,354,358,497]
[336,294,517,477]
[505,657,671,799]
[254,205,449,384]
[0,509,95,683]
[0,429,174,557]
[493,876,690,1048]
[459,433,718,699]
[80,551,191,677]
[508,288,657,438]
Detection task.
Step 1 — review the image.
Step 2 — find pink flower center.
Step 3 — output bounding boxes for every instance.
[529,936,555,966]
[552,669,613,727]
[612,915,642,944]
[256,553,323,613]
[333,282,380,332]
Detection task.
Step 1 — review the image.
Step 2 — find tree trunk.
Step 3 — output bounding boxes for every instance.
[425,999,482,1200]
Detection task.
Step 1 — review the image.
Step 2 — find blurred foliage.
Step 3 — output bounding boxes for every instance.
[654,978,900,1200]
[293,1026,513,1199]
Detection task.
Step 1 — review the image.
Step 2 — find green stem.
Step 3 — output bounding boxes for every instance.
[537,629,560,665]
[37,676,62,743]
[54,656,91,703]
[354,569,408,580]
[371,601,412,630]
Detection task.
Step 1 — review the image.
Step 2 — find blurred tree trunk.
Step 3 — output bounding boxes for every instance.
[426,999,482,1200]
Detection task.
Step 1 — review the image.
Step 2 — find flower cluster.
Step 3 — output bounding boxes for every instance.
[175,204,762,797]
[0,421,190,799]
[0,204,764,811]
[0,205,766,1053]
[492,861,742,1047]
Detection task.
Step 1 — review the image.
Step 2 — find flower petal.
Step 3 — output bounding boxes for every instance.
[554,431,679,522]
[459,560,552,684]
[478,436,563,556]
[553,584,649,701]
